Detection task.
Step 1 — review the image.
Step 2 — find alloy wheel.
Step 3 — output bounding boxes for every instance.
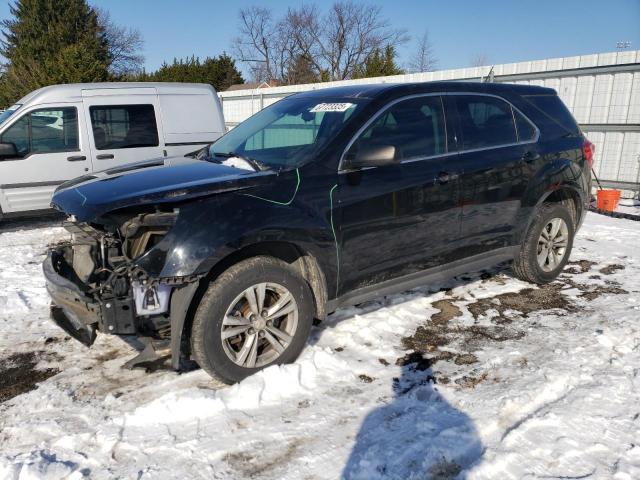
[537,217,569,272]
[221,282,299,368]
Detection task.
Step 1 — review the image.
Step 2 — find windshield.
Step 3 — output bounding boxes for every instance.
[210,96,366,169]
[0,104,22,125]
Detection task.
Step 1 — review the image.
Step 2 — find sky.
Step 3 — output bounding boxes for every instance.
[1,0,639,77]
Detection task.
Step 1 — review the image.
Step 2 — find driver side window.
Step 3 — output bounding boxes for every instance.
[346,96,447,163]
[1,114,29,156]
[0,107,79,158]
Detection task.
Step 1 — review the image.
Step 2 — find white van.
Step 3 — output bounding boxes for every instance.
[0,82,225,218]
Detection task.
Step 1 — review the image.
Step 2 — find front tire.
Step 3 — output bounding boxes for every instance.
[512,203,575,284]
[191,256,315,384]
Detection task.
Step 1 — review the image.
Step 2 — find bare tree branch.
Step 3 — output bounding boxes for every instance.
[470,53,491,68]
[96,8,144,77]
[234,1,408,84]
[407,30,437,73]
[233,6,278,82]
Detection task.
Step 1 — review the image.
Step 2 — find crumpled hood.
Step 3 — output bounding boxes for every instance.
[51,156,274,222]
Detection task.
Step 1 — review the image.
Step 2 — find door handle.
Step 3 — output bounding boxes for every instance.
[96,154,114,160]
[436,171,458,184]
[67,155,86,162]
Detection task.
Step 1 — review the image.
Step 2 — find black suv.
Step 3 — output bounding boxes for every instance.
[44,82,592,383]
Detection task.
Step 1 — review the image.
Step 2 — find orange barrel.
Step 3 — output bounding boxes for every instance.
[596,189,621,211]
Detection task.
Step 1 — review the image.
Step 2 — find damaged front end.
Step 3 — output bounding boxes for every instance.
[44,209,199,369]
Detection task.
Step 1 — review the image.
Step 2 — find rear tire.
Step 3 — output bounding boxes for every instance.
[512,203,575,284]
[191,256,314,384]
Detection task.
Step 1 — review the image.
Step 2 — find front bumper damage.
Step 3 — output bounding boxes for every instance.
[43,220,201,370]
[45,250,98,346]
[44,248,141,343]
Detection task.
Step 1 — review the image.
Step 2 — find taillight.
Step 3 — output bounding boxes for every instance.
[583,139,595,168]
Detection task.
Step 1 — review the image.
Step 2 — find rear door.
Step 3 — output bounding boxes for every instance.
[335,94,462,295]
[0,104,90,213]
[82,89,164,171]
[449,94,538,254]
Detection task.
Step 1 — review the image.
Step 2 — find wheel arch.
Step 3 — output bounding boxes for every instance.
[516,177,584,245]
[171,240,329,369]
[201,240,329,320]
[536,185,583,227]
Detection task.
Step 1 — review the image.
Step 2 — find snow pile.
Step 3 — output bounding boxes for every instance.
[1,212,639,479]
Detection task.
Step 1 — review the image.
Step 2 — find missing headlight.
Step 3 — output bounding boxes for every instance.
[120,211,178,259]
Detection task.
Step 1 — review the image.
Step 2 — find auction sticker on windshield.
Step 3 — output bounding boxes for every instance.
[309,103,354,113]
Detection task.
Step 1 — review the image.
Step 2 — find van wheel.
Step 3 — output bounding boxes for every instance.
[191,256,314,384]
[512,203,575,284]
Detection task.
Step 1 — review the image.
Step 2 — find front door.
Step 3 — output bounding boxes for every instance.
[334,95,461,295]
[0,104,90,213]
[82,89,164,171]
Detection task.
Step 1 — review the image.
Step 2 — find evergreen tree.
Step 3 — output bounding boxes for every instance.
[0,0,110,105]
[354,45,404,79]
[141,54,244,91]
[286,54,320,85]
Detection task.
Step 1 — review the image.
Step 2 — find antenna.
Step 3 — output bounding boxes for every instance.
[483,66,495,83]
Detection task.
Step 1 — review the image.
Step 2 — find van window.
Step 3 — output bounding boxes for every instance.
[347,96,447,162]
[89,104,159,150]
[455,95,517,150]
[0,107,79,157]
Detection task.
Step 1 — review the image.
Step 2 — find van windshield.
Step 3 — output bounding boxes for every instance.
[0,104,22,125]
[210,96,366,169]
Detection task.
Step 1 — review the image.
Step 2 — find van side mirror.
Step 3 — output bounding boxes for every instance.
[348,144,398,169]
[0,142,19,159]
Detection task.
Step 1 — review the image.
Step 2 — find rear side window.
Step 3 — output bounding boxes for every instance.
[455,95,517,150]
[514,109,537,142]
[522,95,580,137]
[0,107,79,157]
[348,95,447,161]
[89,104,159,150]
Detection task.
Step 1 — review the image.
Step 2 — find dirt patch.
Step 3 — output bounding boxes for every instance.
[398,264,628,389]
[461,325,526,343]
[454,353,478,365]
[466,284,576,322]
[401,299,462,353]
[431,299,462,325]
[599,264,625,275]
[454,372,488,389]
[378,358,390,366]
[402,323,450,353]
[224,440,300,478]
[562,277,628,301]
[567,259,597,273]
[358,374,374,383]
[0,352,60,403]
[428,458,462,480]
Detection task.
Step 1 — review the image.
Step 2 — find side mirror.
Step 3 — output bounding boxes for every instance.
[0,142,19,159]
[348,144,398,169]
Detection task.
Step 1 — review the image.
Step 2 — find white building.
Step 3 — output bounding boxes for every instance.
[219,50,640,189]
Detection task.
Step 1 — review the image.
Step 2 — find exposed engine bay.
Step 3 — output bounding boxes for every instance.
[47,209,186,346]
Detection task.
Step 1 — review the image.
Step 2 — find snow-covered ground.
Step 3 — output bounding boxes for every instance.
[616,198,640,216]
[0,212,639,480]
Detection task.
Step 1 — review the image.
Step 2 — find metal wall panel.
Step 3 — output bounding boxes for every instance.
[219,50,640,185]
